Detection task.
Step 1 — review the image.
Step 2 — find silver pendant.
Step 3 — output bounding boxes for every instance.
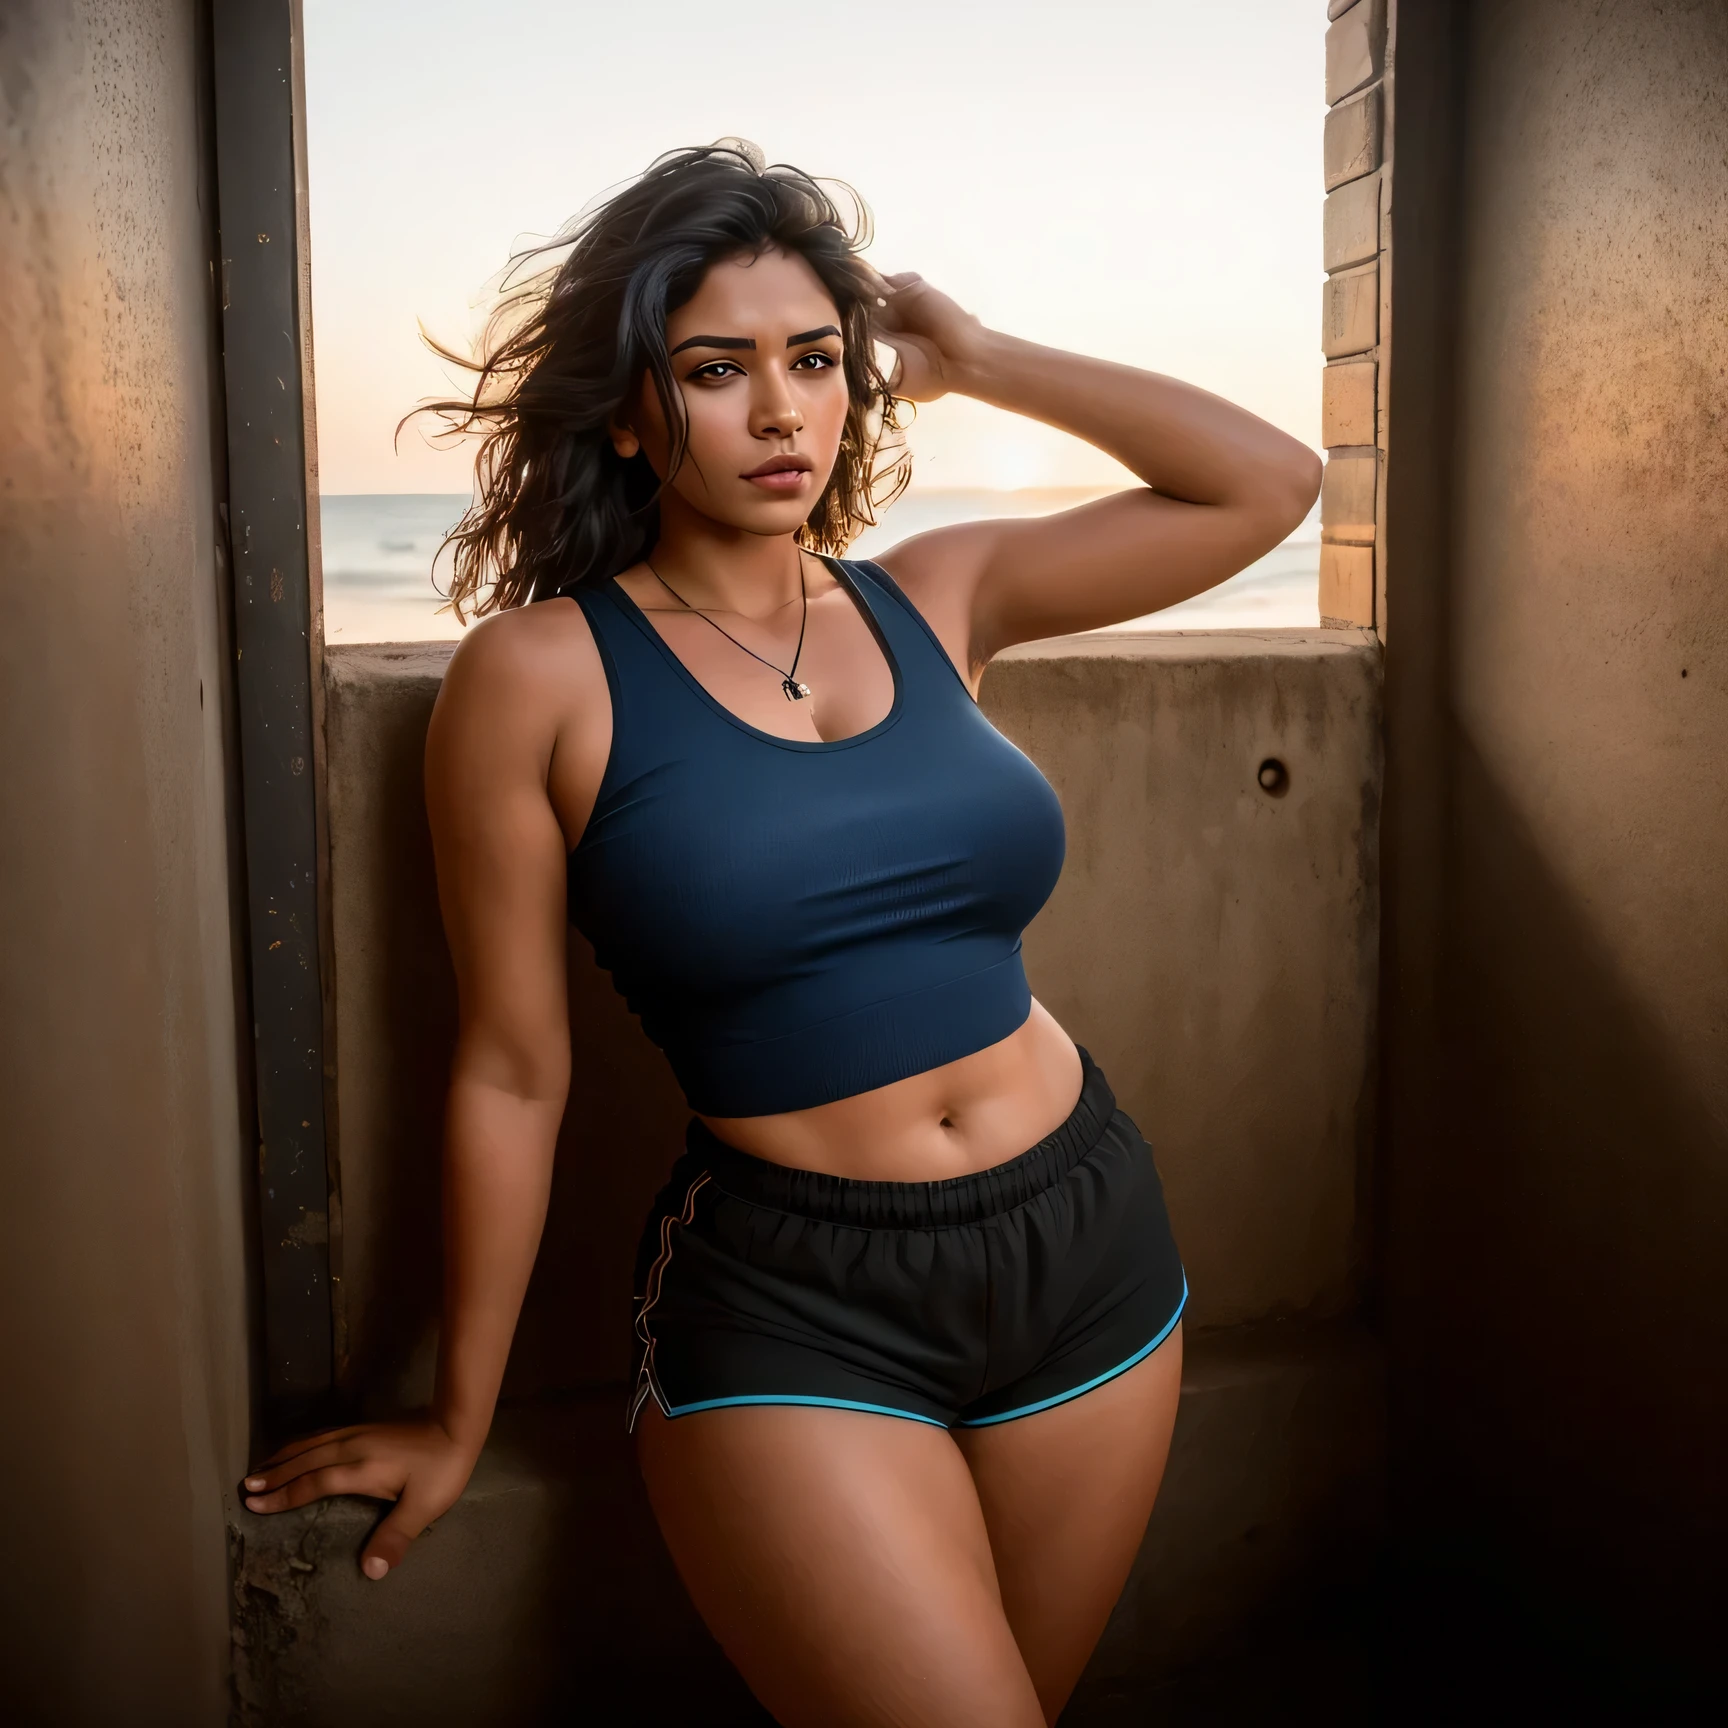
[782,678,812,701]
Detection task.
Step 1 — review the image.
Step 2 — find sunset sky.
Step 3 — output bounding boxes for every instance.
[303,0,1324,497]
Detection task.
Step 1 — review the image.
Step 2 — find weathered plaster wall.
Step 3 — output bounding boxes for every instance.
[0,3,251,1721]
[322,631,1382,1409]
[1385,0,1728,1662]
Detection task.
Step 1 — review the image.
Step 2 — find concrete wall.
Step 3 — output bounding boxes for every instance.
[0,3,253,1722]
[1383,0,1728,1670]
[247,629,1384,1719]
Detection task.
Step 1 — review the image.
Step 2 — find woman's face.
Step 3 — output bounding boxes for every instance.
[619,247,851,538]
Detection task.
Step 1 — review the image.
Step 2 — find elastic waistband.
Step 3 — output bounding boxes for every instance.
[685,1047,1117,1228]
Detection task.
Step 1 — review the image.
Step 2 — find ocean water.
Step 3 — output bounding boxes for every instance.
[319,490,1320,645]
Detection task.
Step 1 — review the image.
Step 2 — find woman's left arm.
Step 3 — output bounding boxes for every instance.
[870,274,1322,674]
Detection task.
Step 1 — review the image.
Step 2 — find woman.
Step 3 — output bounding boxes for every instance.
[244,144,1319,1726]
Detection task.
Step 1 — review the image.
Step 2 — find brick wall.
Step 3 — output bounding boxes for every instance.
[1319,0,1390,629]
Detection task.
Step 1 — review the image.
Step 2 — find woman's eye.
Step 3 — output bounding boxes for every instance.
[691,361,743,381]
[792,350,837,371]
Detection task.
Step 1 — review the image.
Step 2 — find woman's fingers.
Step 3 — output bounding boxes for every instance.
[860,264,916,300]
[254,1423,363,1470]
[242,1462,401,1516]
[237,1420,479,1576]
[242,1437,357,1498]
[359,1484,441,1581]
[865,271,927,332]
[865,267,922,297]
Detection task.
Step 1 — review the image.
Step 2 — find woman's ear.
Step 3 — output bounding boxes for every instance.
[609,419,641,460]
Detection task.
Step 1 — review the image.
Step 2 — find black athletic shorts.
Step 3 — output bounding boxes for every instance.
[627,1048,1186,1431]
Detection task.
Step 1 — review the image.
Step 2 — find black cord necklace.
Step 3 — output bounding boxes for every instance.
[646,554,812,701]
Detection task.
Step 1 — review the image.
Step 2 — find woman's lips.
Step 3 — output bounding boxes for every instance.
[745,468,811,492]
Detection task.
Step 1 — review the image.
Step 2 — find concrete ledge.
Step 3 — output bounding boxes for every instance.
[231,1321,1384,1726]
[324,631,1381,1411]
[230,1397,755,1728]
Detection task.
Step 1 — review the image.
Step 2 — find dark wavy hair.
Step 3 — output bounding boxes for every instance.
[411,142,911,619]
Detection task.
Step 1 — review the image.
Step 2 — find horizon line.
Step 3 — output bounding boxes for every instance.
[321,483,1140,500]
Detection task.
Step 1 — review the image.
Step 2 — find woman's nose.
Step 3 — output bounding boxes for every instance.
[750,374,804,440]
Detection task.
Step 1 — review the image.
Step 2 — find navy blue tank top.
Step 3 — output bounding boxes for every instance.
[564,557,1066,1116]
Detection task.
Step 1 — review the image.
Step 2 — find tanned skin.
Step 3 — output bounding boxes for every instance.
[242,249,1320,1726]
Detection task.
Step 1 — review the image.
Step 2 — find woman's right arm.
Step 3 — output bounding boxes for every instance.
[242,613,574,1580]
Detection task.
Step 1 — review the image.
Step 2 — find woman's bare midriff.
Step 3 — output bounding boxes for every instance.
[697,999,1085,1183]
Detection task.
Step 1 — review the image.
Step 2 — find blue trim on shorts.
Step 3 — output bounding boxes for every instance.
[956,1277,1189,1429]
[664,1392,949,1428]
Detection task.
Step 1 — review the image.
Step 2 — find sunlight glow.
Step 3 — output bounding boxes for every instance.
[303,0,1324,496]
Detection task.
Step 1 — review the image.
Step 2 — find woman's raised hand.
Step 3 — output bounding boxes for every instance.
[867,271,989,404]
[241,1417,481,1580]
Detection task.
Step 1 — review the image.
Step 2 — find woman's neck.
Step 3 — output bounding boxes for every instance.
[647,495,807,617]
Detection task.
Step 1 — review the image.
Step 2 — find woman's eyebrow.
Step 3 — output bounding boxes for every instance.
[667,325,839,355]
[670,334,755,354]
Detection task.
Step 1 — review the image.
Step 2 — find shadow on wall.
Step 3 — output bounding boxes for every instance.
[1390,726,1728,1685]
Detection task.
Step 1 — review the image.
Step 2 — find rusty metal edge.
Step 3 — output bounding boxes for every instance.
[210,0,335,1422]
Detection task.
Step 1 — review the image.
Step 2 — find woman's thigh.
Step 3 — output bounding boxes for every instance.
[954,1324,1184,1723]
[634,1402,1046,1728]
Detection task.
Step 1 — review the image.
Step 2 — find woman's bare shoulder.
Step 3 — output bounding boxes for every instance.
[436,596,607,740]
[869,525,1002,687]
[429,597,613,849]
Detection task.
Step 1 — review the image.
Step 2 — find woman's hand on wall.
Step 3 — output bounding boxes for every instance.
[241,1418,480,1579]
